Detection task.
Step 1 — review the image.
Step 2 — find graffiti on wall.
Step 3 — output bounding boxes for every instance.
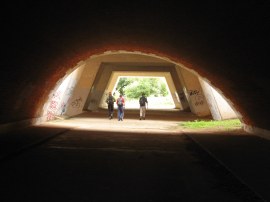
[61,102,67,115]
[45,65,86,121]
[188,90,204,106]
[71,97,83,108]
[46,86,77,120]
[66,86,75,96]
[47,91,62,120]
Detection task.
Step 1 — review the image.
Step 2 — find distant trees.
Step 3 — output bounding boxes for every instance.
[116,77,169,99]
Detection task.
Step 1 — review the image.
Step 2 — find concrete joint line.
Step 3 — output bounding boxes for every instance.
[183,133,267,202]
[0,129,70,163]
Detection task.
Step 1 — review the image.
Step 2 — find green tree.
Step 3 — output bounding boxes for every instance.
[160,82,168,96]
[116,78,135,95]
[116,77,169,99]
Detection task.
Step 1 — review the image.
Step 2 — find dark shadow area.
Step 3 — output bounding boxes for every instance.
[185,132,270,202]
[0,123,267,201]
[0,126,70,162]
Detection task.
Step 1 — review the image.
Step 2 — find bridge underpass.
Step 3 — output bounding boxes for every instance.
[1,52,269,202]
[42,52,237,126]
[1,2,270,202]
[1,111,269,202]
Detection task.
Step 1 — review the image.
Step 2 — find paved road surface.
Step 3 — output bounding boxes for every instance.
[0,113,269,202]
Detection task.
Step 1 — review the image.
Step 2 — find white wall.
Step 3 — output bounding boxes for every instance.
[180,68,211,116]
[199,78,237,120]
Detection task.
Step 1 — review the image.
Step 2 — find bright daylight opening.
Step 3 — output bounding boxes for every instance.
[112,76,175,109]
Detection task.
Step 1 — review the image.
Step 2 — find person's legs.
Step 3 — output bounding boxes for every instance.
[120,106,123,121]
[121,108,124,121]
[118,105,123,121]
[108,104,112,118]
[118,107,120,121]
[142,106,146,119]
[109,104,114,118]
[111,104,114,118]
[108,105,111,117]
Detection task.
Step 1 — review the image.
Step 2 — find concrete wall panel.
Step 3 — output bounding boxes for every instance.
[180,68,211,117]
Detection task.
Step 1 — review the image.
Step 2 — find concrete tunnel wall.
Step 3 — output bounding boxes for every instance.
[83,60,185,111]
[99,71,180,109]
[1,2,269,138]
[40,52,236,123]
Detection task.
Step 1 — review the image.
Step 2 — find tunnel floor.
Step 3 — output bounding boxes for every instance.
[0,111,269,201]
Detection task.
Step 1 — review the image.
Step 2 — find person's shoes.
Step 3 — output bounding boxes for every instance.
[143,117,145,120]
[139,117,142,120]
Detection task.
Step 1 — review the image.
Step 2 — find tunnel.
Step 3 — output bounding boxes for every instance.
[1,1,270,201]
[41,52,237,122]
[1,1,269,138]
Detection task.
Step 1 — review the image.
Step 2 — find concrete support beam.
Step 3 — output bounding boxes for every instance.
[179,68,211,117]
[174,65,191,111]
[199,78,237,120]
[84,62,188,112]
[100,71,181,109]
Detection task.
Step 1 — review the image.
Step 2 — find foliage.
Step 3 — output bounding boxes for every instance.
[116,78,135,95]
[116,77,169,99]
[180,119,241,130]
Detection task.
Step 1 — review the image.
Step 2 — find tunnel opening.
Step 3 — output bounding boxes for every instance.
[40,51,240,131]
[100,76,175,110]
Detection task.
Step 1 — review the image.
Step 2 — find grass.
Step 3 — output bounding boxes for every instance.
[180,119,241,130]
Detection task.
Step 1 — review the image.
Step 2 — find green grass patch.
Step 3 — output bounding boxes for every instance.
[180,119,241,130]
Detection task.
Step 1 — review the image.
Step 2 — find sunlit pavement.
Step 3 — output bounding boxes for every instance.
[44,116,183,134]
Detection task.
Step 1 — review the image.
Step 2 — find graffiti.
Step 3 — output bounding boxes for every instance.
[46,77,81,120]
[61,102,67,115]
[189,90,204,106]
[46,100,58,120]
[46,111,54,121]
[194,98,204,106]
[189,90,199,96]
[71,97,82,108]
[52,91,62,100]
[48,100,58,110]
[66,86,75,96]
[46,91,63,120]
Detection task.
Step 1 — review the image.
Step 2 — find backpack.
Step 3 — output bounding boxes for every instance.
[139,97,146,106]
[108,96,114,104]
[117,97,123,106]
[106,95,115,104]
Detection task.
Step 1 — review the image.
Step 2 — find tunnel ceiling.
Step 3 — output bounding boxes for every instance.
[1,2,270,135]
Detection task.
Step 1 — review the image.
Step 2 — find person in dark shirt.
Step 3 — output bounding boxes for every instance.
[106,92,116,119]
[139,93,148,120]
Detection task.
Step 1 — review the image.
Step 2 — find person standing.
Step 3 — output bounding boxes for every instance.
[117,94,125,121]
[139,93,148,120]
[106,92,116,119]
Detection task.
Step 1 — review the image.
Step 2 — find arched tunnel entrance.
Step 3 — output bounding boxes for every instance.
[41,51,238,125]
[1,2,270,201]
